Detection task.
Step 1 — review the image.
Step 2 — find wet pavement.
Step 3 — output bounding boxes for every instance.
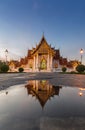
[0,79,85,130]
[0,72,85,90]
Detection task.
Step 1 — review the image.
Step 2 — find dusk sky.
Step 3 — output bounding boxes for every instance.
[0,0,85,63]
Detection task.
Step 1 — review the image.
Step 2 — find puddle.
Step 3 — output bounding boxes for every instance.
[0,80,85,130]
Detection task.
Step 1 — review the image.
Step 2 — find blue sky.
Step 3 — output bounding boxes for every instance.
[0,0,85,63]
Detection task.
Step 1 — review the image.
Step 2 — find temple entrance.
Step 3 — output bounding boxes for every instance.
[40,58,47,70]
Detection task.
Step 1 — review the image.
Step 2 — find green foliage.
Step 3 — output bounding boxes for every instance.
[0,61,5,70]
[18,67,24,72]
[1,64,9,73]
[62,67,67,72]
[76,64,85,73]
[70,71,77,74]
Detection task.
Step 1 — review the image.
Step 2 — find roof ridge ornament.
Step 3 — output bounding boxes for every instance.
[42,32,44,37]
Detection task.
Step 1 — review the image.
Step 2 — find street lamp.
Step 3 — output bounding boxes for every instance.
[5,49,8,64]
[80,48,83,64]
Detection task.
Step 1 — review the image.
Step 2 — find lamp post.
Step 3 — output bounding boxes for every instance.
[5,49,8,64]
[80,48,83,64]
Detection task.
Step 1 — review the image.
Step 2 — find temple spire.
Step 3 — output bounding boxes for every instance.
[43,32,44,37]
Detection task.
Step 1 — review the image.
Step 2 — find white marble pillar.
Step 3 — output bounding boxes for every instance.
[36,80,38,91]
[50,54,53,71]
[33,55,35,71]
[47,54,49,71]
[47,85,50,91]
[37,54,39,71]
[33,80,36,89]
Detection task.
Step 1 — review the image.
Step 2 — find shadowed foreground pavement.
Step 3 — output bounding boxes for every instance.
[40,117,85,130]
[1,117,85,130]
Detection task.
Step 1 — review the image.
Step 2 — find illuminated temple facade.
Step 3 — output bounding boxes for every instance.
[9,36,80,72]
[19,36,68,72]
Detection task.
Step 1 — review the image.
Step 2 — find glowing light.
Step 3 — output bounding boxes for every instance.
[80,48,84,54]
[80,48,84,64]
[79,92,83,96]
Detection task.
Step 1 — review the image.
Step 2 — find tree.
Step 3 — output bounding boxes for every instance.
[1,64,9,73]
[76,64,85,73]
[18,67,24,72]
[0,61,3,72]
[62,67,67,72]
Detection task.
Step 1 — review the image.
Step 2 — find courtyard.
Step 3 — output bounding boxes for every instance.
[0,72,85,90]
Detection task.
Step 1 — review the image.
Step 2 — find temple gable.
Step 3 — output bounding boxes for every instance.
[32,36,54,55]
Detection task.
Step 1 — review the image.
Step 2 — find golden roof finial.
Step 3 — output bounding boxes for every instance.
[42,32,44,37]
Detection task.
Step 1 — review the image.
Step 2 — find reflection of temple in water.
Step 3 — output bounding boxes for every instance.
[25,80,62,108]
